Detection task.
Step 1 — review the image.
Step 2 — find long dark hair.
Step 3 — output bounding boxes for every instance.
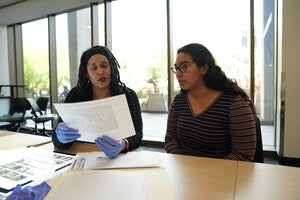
[77,45,127,99]
[177,43,256,115]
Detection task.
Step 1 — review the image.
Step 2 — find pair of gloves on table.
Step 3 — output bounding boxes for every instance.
[55,122,125,158]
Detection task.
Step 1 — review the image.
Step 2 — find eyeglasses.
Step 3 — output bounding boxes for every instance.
[171,61,195,74]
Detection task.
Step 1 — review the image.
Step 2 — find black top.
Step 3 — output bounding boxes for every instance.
[52,86,143,151]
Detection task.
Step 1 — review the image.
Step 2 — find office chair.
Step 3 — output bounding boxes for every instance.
[26,97,58,136]
[36,97,49,114]
[253,116,264,163]
[0,98,29,132]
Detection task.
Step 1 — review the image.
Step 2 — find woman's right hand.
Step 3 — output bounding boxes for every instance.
[55,122,80,143]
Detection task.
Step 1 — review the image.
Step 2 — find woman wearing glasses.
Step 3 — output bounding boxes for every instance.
[165,43,257,161]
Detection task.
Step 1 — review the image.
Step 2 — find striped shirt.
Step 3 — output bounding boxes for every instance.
[165,91,256,161]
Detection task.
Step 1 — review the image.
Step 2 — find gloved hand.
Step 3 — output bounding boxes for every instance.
[55,122,80,143]
[94,135,125,158]
[6,182,51,200]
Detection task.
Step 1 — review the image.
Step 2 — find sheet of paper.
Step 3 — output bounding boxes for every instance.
[54,94,135,142]
[45,170,149,200]
[71,151,161,170]
[0,147,74,197]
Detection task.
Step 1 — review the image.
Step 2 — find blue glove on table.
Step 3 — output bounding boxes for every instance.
[6,182,51,200]
[55,122,80,143]
[94,135,125,158]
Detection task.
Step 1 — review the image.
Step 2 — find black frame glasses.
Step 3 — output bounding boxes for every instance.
[170,61,195,74]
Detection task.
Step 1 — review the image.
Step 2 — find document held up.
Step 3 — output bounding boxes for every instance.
[54,94,135,142]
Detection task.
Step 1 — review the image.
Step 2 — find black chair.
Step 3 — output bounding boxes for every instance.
[253,117,264,163]
[0,98,29,132]
[26,97,57,136]
[36,97,49,114]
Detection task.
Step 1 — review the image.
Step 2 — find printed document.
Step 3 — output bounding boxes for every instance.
[54,94,135,142]
[0,147,74,197]
[71,151,161,170]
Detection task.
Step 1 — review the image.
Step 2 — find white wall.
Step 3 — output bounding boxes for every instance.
[280,0,300,158]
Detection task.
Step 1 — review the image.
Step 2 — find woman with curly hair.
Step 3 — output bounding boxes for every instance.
[52,46,143,158]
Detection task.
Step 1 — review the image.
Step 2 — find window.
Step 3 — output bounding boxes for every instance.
[254,0,275,149]
[23,18,49,99]
[171,0,251,94]
[18,1,276,148]
[98,3,105,46]
[111,0,168,141]
[56,14,71,102]
[55,8,92,102]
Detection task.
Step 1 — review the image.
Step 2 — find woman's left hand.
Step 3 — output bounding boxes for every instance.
[94,135,125,158]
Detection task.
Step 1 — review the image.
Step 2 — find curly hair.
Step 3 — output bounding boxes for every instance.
[77,45,127,98]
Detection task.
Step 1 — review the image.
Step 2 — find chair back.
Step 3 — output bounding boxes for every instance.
[36,97,49,114]
[253,117,264,163]
[26,97,44,117]
[9,98,28,116]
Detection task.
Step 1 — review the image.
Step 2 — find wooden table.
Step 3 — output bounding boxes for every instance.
[0,130,51,150]
[41,141,300,200]
[2,133,300,200]
[234,161,300,200]
[160,154,237,200]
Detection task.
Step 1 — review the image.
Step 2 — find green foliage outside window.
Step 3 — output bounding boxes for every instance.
[147,67,163,93]
[24,58,49,97]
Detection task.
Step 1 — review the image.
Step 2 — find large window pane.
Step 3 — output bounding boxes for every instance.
[111,0,168,141]
[22,18,50,129]
[23,19,49,99]
[68,8,92,89]
[254,0,275,149]
[172,0,250,94]
[56,8,92,102]
[98,3,105,46]
[56,14,71,102]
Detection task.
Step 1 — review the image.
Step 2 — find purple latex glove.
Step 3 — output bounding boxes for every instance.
[94,135,125,158]
[6,182,51,200]
[55,122,80,143]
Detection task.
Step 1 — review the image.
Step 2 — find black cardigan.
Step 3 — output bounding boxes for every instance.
[52,86,143,151]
